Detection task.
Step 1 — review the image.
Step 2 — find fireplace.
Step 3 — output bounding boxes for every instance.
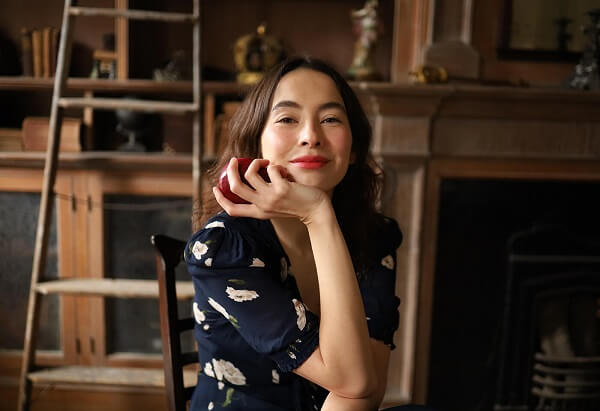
[425,179,600,411]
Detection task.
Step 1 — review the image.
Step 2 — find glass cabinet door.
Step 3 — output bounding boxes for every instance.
[103,194,194,356]
[0,191,60,352]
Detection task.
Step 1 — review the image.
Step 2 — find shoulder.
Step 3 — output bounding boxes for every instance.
[184,213,280,269]
[373,214,403,252]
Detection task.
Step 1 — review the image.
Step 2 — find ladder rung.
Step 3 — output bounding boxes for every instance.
[36,278,194,299]
[69,7,198,23]
[28,366,197,388]
[58,97,198,114]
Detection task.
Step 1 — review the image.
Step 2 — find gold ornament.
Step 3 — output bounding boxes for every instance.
[233,23,284,85]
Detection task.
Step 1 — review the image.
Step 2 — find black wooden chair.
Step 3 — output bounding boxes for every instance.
[152,234,198,411]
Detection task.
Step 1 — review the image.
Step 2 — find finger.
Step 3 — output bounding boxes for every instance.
[266,164,289,184]
[213,186,255,217]
[213,186,282,220]
[245,158,270,190]
[227,157,258,203]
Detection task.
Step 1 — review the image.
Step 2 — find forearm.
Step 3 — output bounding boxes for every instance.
[305,201,375,392]
[321,391,381,411]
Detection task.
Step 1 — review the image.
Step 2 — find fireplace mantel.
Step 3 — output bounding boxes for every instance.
[353,83,600,407]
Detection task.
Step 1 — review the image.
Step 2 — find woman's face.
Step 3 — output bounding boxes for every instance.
[260,68,353,196]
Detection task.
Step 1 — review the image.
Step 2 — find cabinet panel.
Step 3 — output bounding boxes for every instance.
[0,192,60,351]
[102,194,194,355]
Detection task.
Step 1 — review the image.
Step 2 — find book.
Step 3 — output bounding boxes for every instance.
[50,27,59,75]
[0,128,23,151]
[31,29,42,78]
[21,117,82,152]
[20,28,33,76]
[42,27,52,78]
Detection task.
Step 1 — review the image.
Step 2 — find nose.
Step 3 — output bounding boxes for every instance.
[298,121,321,147]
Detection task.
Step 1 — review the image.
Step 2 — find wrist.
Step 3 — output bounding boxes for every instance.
[302,197,335,227]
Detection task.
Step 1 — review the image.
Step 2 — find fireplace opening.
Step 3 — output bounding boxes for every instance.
[426,179,600,411]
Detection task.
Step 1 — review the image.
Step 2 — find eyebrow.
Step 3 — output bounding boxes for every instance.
[271,100,346,113]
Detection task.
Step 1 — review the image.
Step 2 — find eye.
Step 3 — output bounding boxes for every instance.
[276,117,296,124]
[322,117,341,124]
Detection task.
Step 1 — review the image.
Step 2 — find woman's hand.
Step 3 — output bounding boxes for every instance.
[213,157,329,224]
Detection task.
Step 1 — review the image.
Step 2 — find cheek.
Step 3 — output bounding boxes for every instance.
[260,128,291,159]
[329,128,353,158]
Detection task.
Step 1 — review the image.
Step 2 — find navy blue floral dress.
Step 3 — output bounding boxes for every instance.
[184,212,402,411]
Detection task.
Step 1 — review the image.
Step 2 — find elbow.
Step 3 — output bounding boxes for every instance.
[333,372,379,399]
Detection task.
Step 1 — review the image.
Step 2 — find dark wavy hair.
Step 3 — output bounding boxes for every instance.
[194,56,387,271]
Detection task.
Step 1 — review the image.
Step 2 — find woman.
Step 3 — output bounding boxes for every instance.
[185,57,407,410]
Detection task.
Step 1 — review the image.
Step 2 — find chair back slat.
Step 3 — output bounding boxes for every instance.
[152,234,195,411]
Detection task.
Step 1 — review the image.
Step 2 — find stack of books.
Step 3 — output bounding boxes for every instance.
[21,26,59,78]
[0,128,23,151]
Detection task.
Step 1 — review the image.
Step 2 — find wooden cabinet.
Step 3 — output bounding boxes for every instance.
[0,155,195,410]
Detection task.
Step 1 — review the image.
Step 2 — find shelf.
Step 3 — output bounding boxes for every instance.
[69,7,198,23]
[0,151,214,171]
[0,77,250,95]
[58,97,198,114]
[28,365,197,388]
[36,278,195,299]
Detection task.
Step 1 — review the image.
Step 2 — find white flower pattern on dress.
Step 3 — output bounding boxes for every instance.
[208,297,230,319]
[288,352,297,359]
[292,299,306,330]
[205,258,212,267]
[208,401,214,410]
[272,369,280,384]
[203,324,210,331]
[193,302,205,324]
[218,381,224,390]
[250,258,265,267]
[192,241,208,260]
[212,358,247,385]
[226,286,259,302]
[205,221,225,229]
[381,254,394,270]
[204,361,215,377]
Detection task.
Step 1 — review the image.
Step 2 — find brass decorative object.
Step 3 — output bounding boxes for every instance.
[233,23,284,85]
[409,65,448,84]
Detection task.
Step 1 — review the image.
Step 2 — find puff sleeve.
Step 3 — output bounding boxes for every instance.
[185,215,320,373]
[359,218,403,349]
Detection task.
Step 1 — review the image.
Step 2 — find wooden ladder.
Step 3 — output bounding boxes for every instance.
[17,1,202,410]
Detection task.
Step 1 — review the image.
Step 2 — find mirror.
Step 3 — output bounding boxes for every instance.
[499,0,600,61]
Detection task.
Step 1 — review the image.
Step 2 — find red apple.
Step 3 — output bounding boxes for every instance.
[218,158,271,204]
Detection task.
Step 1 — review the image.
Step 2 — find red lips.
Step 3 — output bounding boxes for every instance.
[290,155,329,169]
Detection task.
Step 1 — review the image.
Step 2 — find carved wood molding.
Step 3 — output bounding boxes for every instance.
[356,84,600,160]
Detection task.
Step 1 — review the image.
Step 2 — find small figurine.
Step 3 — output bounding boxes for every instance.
[347,0,380,80]
[568,9,600,90]
[233,24,285,84]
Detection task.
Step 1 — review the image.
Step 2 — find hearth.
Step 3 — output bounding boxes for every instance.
[426,179,600,411]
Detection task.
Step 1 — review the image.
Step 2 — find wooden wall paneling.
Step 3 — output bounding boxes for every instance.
[55,173,78,366]
[391,0,434,83]
[86,172,106,365]
[424,0,480,80]
[72,171,93,366]
[380,157,427,408]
